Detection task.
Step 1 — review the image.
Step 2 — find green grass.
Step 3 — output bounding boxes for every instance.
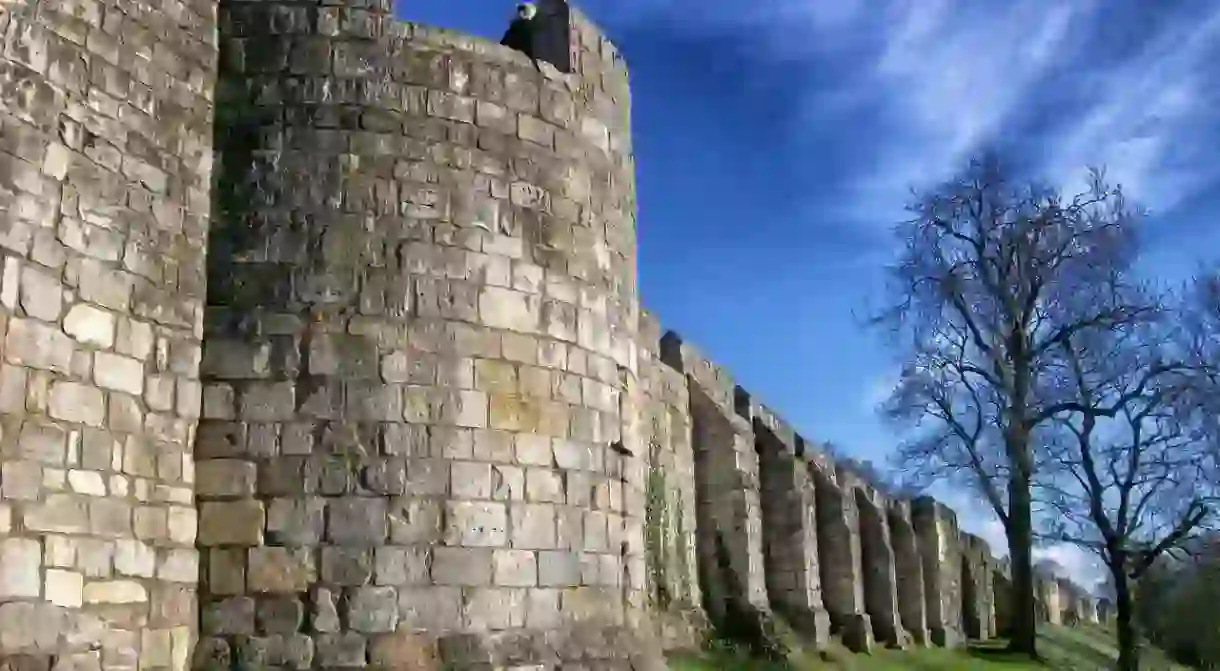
[668,623,1190,670]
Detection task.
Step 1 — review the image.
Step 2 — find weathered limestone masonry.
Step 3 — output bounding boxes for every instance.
[0,0,216,668]
[993,558,1013,636]
[912,497,963,648]
[1036,576,1064,625]
[1057,579,1096,625]
[635,310,701,650]
[0,0,1109,667]
[887,498,927,645]
[749,396,829,648]
[809,453,873,652]
[839,470,903,649]
[195,0,658,668]
[658,331,769,633]
[959,533,996,640]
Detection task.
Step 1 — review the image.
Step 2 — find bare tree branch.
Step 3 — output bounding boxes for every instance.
[872,154,1153,656]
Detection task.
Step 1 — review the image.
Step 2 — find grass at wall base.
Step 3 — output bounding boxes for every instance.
[668,622,1189,670]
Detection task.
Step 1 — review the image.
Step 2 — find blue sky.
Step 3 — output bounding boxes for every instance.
[398,0,1220,587]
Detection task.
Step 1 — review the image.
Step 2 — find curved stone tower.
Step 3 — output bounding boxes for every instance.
[0,0,217,667]
[197,0,649,666]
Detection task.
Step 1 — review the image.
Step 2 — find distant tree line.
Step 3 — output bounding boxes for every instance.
[1134,535,1220,668]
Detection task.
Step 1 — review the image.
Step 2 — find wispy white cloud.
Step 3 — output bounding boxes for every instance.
[1044,6,1220,213]
[717,0,1093,226]
[864,1,1085,184]
[629,0,1220,225]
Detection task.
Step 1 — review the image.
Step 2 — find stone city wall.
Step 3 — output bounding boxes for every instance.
[639,321,1018,656]
[0,0,217,667]
[0,0,1103,668]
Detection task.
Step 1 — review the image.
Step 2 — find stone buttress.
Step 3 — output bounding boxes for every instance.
[912,497,962,648]
[749,396,830,647]
[839,470,903,649]
[658,331,769,635]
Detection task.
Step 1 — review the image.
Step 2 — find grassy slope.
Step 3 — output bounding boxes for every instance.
[669,623,1189,670]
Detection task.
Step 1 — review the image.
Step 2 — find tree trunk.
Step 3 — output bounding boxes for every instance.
[1006,471,1039,657]
[1113,565,1139,671]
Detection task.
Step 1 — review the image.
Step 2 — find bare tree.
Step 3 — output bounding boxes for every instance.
[873,154,1151,656]
[1034,279,1220,671]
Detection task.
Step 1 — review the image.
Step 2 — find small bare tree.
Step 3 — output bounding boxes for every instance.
[1035,278,1219,671]
[874,154,1151,656]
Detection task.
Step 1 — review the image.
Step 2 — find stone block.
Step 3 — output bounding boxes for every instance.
[25,493,89,533]
[317,632,366,668]
[248,547,316,593]
[492,464,525,501]
[388,498,443,544]
[320,547,373,586]
[0,602,64,653]
[327,497,387,545]
[479,287,538,333]
[266,497,326,545]
[93,352,144,395]
[374,546,431,586]
[397,587,463,631]
[6,318,73,373]
[67,469,106,495]
[369,632,440,671]
[137,629,172,670]
[362,459,407,495]
[158,549,199,583]
[493,549,537,587]
[258,597,306,636]
[48,381,105,426]
[114,539,156,577]
[525,467,564,503]
[18,420,67,465]
[431,547,492,587]
[203,597,256,635]
[83,579,147,603]
[451,460,492,499]
[444,501,507,547]
[20,265,63,321]
[199,500,265,546]
[0,538,42,597]
[311,586,341,633]
[348,586,399,633]
[510,503,556,550]
[196,459,257,497]
[514,434,552,466]
[538,550,580,587]
[843,613,875,653]
[2,460,45,500]
[462,587,525,630]
[526,589,561,629]
[931,626,960,649]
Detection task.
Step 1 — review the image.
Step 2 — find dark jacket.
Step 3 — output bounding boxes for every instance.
[500,17,535,57]
[500,2,571,73]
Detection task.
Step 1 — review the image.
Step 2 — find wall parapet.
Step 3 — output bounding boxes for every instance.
[0,1,1098,666]
[644,322,1098,653]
